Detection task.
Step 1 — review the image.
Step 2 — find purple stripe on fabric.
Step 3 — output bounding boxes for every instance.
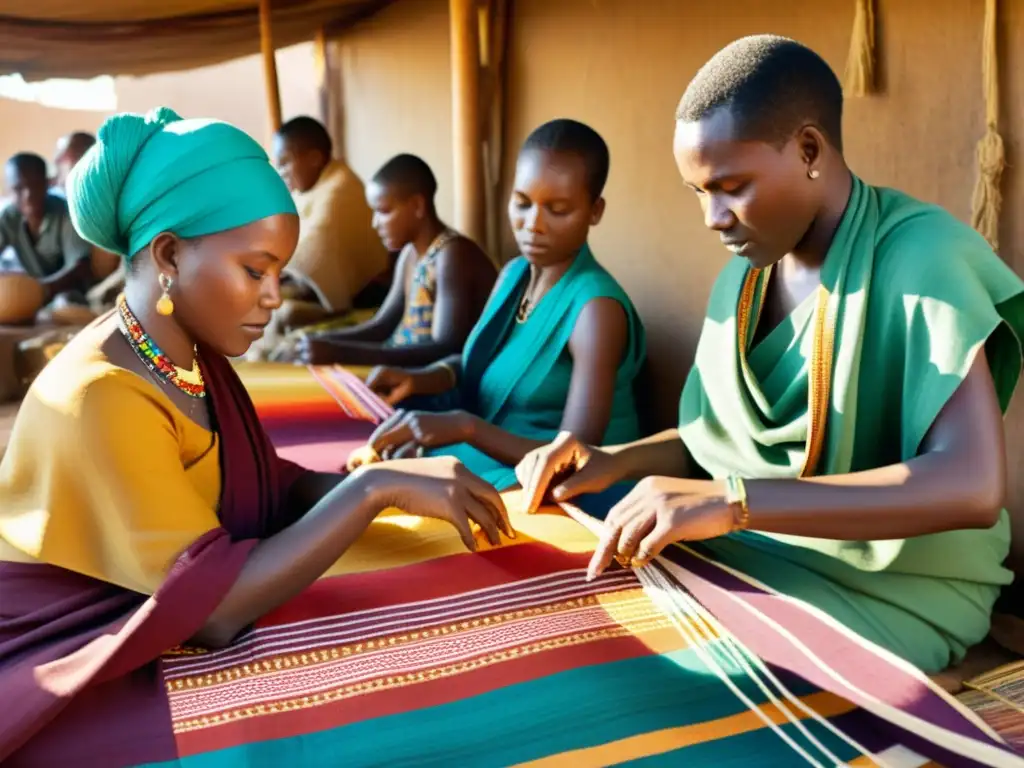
[831,709,1007,768]
[662,546,1011,755]
[262,420,375,448]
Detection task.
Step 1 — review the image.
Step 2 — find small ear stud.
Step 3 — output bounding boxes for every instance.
[808,169,821,180]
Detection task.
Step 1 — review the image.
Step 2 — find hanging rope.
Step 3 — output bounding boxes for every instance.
[843,0,876,97]
[970,0,1005,251]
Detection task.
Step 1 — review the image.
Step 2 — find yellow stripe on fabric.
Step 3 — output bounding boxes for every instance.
[512,691,858,767]
[233,361,374,406]
[321,499,599,578]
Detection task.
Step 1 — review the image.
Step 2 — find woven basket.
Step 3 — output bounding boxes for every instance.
[0,273,44,325]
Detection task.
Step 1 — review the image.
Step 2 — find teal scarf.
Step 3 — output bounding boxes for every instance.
[67,107,296,260]
[438,244,646,489]
[680,175,1024,580]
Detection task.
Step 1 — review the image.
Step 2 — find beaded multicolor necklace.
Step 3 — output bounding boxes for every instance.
[116,294,206,398]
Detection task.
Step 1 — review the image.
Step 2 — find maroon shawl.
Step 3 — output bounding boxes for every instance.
[0,350,308,764]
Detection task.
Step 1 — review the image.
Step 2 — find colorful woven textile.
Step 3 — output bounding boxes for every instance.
[959,663,1024,754]
[142,503,1020,766]
[236,361,387,472]
[208,362,1022,766]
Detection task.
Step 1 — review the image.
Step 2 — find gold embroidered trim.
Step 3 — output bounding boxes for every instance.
[166,590,654,691]
[736,267,835,478]
[170,619,675,734]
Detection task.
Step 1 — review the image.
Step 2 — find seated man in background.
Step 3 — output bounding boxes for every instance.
[251,116,389,360]
[1,141,119,395]
[287,153,496,367]
[0,153,93,308]
[53,131,123,308]
[52,131,96,195]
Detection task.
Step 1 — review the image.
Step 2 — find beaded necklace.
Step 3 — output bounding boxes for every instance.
[516,272,541,324]
[116,294,206,398]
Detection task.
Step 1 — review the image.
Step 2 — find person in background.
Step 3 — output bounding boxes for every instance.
[250,116,389,360]
[0,152,93,305]
[288,154,496,367]
[52,131,96,195]
[52,131,124,305]
[358,120,647,491]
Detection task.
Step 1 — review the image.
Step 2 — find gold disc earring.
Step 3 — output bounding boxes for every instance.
[156,273,175,316]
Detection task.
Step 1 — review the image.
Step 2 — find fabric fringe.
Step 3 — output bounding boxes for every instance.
[843,0,876,97]
[959,661,1024,753]
[970,0,1005,251]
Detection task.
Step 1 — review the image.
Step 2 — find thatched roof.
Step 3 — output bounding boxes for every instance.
[0,0,391,80]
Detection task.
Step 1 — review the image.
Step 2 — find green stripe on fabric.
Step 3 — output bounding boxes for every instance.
[142,647,828,767]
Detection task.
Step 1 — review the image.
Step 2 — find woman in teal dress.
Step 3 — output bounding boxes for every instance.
[518,35,1024,678]
[361,120,646,490]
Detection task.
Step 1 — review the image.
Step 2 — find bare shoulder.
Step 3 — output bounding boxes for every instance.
[393,243,418,283]
[575,296,628,334]
[568,297,628,360]
[436,236,497,279]
[395,243,417,270]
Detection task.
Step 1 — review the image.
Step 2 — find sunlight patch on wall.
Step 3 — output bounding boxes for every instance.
[0,74,117,112]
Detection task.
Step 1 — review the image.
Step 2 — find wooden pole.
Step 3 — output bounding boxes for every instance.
[314,28,330,142]
[449,0,486,245]
[481,0,509,264]
[258,0,283,140]
[314,27,346,161]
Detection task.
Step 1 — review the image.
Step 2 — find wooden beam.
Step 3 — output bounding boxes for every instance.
[449,0,486,246]
[258,0,283,139]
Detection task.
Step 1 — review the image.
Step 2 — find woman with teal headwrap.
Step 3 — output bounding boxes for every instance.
[0,108,507,764]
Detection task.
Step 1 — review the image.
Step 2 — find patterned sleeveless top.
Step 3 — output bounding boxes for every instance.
[388,229,459,347]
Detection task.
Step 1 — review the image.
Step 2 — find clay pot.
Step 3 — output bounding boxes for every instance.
[0,273,44,325]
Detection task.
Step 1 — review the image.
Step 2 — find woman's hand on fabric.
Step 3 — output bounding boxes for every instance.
[588,477,734,580]
[369,409,475,457]
[345,441,430,473]
[365,366,419,405]
[355,457,514,550]
[516,431,626,514]
[345,444,382,472]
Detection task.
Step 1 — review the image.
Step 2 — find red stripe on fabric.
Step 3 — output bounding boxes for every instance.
[163,572,638,681]
[172,633,658,757]
[256,545,595,627]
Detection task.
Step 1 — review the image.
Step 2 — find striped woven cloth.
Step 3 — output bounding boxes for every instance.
[153,503,1020,765]
[213,362,1022,766]
[236,362,389,472]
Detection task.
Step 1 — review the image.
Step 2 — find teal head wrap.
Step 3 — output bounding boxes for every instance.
[67,107,297,260]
